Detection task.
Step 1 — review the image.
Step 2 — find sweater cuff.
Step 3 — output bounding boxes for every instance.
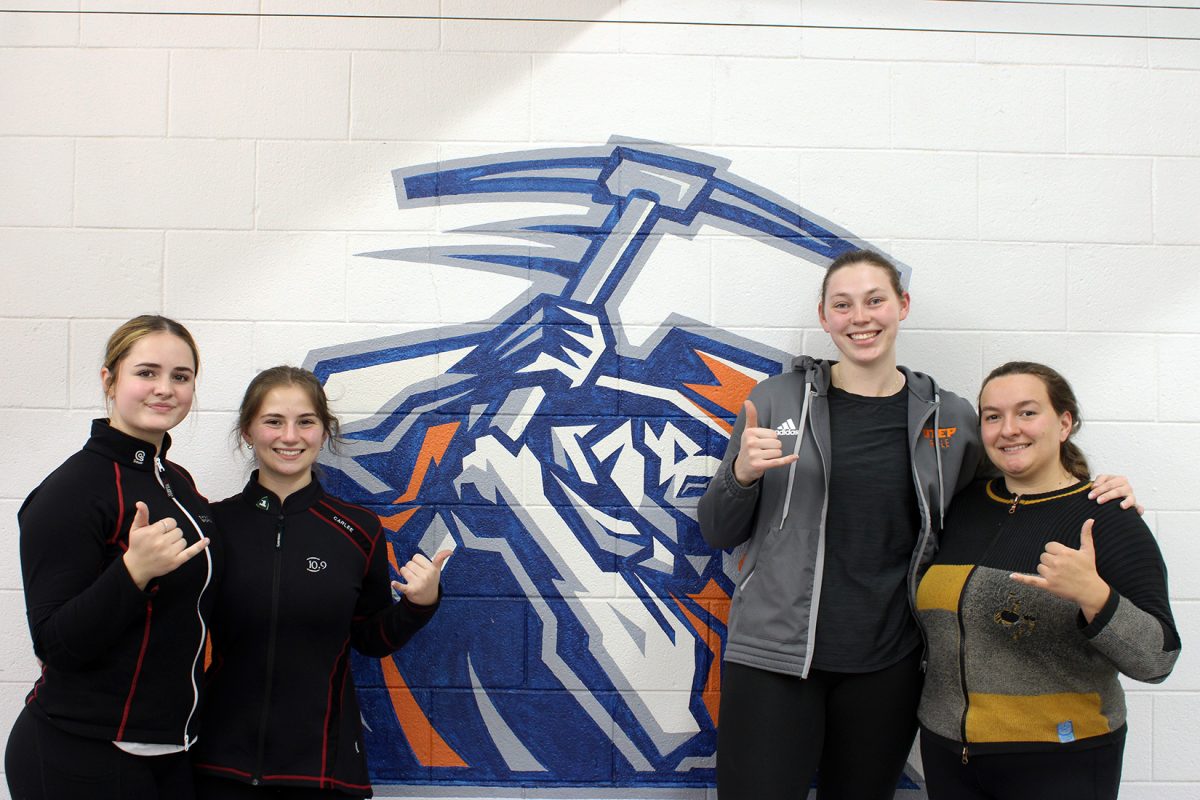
[1080,588,1119,638]
[401,585,441,616]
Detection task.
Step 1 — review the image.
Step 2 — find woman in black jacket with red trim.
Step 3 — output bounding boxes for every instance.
[194,366,450,799]
[6,315,216,800]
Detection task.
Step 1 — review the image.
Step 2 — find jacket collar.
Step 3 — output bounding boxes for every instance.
[240,470,324,515]
[791,356,940,404]
[83,418,166,471]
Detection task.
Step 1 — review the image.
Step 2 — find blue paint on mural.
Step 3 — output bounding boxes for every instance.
[303,138,917,788]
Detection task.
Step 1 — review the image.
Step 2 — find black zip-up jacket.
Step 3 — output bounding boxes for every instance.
[194,474,438,796]
[18,419,216,747]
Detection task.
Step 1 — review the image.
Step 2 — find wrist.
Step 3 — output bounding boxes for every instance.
[121,552,150,591]
[732,459,758,488]
[1079,580,1111,623]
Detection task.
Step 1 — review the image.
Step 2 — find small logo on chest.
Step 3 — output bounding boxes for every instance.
[774,418,798,436]
[330,514,357,535]
[923,426,958,448]
[256,496,271,511]
[306,556,328,573]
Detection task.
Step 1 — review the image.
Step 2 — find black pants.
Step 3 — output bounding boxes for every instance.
[920,727,1125,800]
[5,705,195,800]
[716,647,923,800]
[195,774,351,799]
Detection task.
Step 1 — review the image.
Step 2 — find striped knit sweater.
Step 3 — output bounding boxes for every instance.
[917,478,1179,756]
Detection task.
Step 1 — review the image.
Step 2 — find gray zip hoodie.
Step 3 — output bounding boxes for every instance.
[698,356,983,678]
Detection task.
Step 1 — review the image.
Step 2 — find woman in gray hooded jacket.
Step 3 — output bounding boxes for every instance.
[698,250,1137,800]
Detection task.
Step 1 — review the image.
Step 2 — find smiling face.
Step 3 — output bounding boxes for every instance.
[244,384,327,497]
[979,373,1075,493]
[101,332,196,449]
[818,261,910,370]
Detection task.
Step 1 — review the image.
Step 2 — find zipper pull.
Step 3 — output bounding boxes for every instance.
[1008,494,1020,515]
[154,456,175,498]
[961,746,969,764]
[275,518,283,549]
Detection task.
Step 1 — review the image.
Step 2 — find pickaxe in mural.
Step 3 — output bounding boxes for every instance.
[304,138,912,786]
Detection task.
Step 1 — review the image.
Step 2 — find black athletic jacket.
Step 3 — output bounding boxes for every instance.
[194,473,437,796]
[18,419,216,747]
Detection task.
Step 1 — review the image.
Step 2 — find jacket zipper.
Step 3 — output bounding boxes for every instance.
[907,401,939,668]
[801,386,829,679]
[153,456,212,750]
[957,504,1013,765]
[253,515,285,785]
[957,565,977,764]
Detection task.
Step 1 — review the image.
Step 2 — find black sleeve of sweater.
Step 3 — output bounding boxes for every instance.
[1084,504,1181,678]
[349,517,438,658]
[18,473,150,668]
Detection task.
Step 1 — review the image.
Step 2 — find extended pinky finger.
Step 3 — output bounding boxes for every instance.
[1009,572,1045,588]
[178,537,210,563]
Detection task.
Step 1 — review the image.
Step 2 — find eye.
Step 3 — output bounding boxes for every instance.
[983,413,999,422]
[172,372,192,383]
[868,296,884,305]
[135,369,155,378]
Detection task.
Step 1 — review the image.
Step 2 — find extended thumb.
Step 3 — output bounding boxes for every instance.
[743,399,758,429]
[132,501,149,529]
[1080,519,1095,551]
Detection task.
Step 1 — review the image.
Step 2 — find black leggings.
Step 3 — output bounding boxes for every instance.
[4,706,195,800]
[195,774,350,799]
[716,647,923,800]
[920,727,1125,800]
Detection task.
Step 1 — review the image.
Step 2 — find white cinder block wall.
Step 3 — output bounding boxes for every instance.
[1,2,1197,798]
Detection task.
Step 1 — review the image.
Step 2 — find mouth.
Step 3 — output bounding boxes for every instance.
[999,444,1030,454]
[273,448,305,458]
[147,403,176,413]
[848,331,880,342]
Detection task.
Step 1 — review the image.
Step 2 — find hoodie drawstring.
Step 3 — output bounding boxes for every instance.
[779,380,813,528]
[934,394,945,529]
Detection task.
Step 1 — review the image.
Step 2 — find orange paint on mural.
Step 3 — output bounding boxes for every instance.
[685,351,757,419]
[380,507,419,535]
[380,655,467,768]
[672,594,723,726]
[394,422,460,505]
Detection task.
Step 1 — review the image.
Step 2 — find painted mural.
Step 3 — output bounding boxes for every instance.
[303,138,915,788]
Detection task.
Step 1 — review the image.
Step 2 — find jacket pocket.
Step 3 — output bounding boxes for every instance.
[730,524,819,647]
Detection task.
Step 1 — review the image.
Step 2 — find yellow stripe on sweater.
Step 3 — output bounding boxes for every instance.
[916,564,974,612]
[966,692,1111,743]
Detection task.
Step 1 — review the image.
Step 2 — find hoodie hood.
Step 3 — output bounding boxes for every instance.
[791,356,940,405]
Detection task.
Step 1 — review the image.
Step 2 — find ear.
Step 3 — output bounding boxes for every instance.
[898,291,911,321]
[1058,410,1073,442]
[100,366,115,397]
[817,300,831,333]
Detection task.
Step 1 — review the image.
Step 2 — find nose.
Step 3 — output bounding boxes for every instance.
[281,422,301,442]
[999,413,1020,438]
[152,375,173,396]
[849,302,869,323]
